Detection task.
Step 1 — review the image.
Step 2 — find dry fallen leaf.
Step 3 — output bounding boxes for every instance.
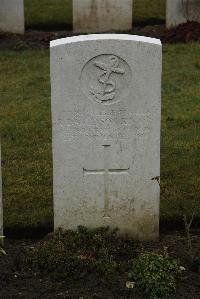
[126,281,135,289]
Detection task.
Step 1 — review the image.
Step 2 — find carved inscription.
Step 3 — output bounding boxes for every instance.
[63,108,151,139]
[83,145,130,217]
[81,54,132,105]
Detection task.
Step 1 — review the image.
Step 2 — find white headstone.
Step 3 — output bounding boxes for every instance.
[166,0,200,28]
[50,34,162,240]
[0,0,24,34]
[0,141,3,242]
[73,0,133,33]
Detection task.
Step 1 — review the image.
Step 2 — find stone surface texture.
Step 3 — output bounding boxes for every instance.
[0,0,24,34]
[166,0,200,28]
[73,0,133,33]
[50,34,162,240]
[0,141,3,241]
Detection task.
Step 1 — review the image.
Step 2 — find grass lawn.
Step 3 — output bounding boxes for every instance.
[25,0,72,30]
[161,44,200,224]
[0,43,200,232]
[24,0,166,30]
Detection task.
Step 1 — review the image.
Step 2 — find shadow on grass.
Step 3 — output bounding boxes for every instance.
[134,18,165,27]
[5,224,53,239]
[26,22,72,32]
[25,19,164,32]
[4,216,200,239]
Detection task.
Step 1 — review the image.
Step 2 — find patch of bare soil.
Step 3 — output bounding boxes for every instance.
[0,231,199,299]
[164,21,200,43]
[0,21,199,50]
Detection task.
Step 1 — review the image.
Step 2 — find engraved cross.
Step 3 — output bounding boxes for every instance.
[83,145,130,218]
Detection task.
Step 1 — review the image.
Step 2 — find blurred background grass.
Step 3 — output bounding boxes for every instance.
[24,0,166,30]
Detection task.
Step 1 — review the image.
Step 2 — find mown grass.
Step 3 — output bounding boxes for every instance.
[25,0,72,30]
[0,50,53,230]
[0,43,199,231]
[134,0,165,24]
[161,43,200,223]
[24,0,166,30]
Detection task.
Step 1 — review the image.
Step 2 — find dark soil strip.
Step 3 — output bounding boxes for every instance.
[0,232,200,298]
[0,22,199,51]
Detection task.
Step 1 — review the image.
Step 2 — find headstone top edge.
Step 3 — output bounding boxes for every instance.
[50,34,162,48]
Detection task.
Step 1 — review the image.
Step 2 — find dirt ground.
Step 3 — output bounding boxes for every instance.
[0,231,200,299]
[0,21,200,50]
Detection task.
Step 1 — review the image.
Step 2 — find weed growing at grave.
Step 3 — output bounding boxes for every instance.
[26,226,137,281]
[128,248,181,299]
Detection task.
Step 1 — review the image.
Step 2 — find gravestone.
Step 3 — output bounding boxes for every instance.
[73,0,133,33]
[50,34,162,240]
[166,0,200,28]
[0,0,24,34]
[0,141,3,242]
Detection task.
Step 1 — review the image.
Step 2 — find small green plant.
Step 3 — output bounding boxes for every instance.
[128,249,181,299]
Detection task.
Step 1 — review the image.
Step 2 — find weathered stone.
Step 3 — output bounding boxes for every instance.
[0,141,3,242]
[0,0,24,34]
[50,34,162,240]
[166,0,200,28]
[73,0,133,33]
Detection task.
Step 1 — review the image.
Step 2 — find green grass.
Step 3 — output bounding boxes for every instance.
[0,43,199,231]
[25,0,72,30]
[161,44,200,223]
[134,0,165,24]
[24,0,166,30]
[0,50,53,230]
